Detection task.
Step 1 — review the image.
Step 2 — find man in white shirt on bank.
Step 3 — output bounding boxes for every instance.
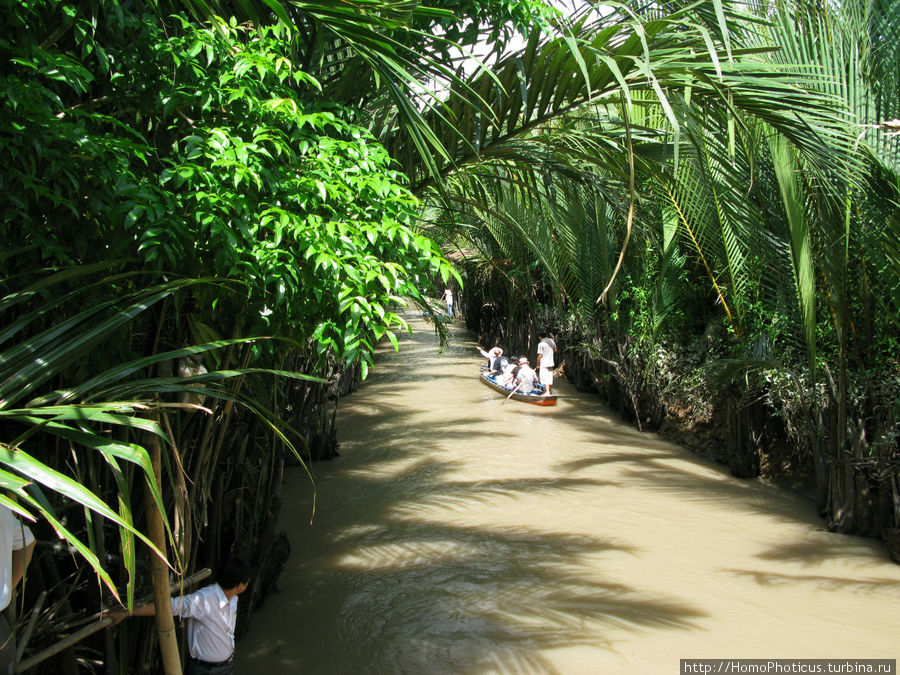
[108,556,251,674]
[0,504,36,675]
[443,288,454,318]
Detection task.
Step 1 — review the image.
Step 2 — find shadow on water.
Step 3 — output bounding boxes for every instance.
[242,456,708,674]
[238,314,899,674]
[721,568,900,593]
[751,537,898,567]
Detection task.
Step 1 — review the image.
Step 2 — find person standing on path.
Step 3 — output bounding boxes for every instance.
[535,329,557,396]
[0,505,35,675]
[443,288,454,318]
[107,556,252,675]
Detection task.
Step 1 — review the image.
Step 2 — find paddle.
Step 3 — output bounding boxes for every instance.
[501,380,523,405]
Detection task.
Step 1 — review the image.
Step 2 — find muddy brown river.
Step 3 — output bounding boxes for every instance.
[237,315,900,673]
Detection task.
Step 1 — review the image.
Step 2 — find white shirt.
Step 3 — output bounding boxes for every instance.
[516,365,537,393]
[537,339,555,369]
[0,505,35,611]
[498,362,517,385]
[478,347,501,360]
[171,583,237,662]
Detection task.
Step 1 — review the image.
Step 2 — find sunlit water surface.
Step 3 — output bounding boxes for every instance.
[238,316,900,674]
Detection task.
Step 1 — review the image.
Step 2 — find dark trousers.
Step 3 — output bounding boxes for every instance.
[187,656,234,675]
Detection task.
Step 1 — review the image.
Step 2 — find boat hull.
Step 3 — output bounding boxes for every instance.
[480,372,558,406]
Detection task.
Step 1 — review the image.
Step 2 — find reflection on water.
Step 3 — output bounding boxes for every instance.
[238,316,900,674]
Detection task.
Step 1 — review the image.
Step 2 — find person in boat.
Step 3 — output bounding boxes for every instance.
[497,356,519,386]
[491,350,510,376]
[513,356,538,394]
[477,345,503,370]
[535,329,557,396]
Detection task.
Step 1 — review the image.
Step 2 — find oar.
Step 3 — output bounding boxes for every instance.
[501,380,523,405]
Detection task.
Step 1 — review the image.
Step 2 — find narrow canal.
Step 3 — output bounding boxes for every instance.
[238,315,900,673]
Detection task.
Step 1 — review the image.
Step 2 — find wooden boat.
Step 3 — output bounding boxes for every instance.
[479,372,558,406]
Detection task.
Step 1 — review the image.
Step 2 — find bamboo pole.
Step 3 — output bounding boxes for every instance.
[17,569,210,673]
[18,617,116,673]
[145,430,182,675]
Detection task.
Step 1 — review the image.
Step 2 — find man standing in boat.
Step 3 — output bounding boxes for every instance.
[535,329,557,396]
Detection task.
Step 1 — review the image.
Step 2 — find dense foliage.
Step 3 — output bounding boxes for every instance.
[425,0,900,542]
[4,0,900,670]
[3,6,456,362]
[1,0,465,669]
